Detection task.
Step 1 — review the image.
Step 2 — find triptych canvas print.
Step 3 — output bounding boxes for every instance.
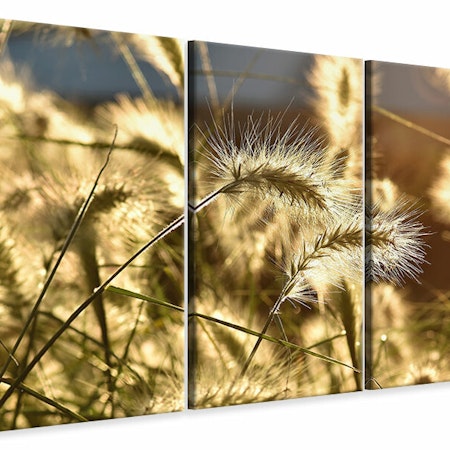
[0,18,448,432]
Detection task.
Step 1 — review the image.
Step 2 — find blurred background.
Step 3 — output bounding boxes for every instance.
[3,24,180,105]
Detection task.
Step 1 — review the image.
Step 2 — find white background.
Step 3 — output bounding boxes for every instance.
[0,1,449,448]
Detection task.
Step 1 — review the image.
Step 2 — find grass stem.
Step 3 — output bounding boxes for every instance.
[0,126,118,379]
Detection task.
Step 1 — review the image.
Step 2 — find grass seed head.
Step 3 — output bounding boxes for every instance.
[367,196,429,285]
[199,110,359,218]
[308,55,363,182]
[428,150,450,224]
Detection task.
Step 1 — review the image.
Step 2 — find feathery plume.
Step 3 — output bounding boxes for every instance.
[283,221,363,302]
[367,196,429,285]
[126,34,184,98]
[308,54,363,182]
[196,111,358,216]
[96,94,184,169]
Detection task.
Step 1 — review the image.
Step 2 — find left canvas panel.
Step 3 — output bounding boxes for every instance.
[0,19,185,430]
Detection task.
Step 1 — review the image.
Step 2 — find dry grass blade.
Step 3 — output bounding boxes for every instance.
[0,378,88,423]
[373,105,450,147]
[107,285,184,312]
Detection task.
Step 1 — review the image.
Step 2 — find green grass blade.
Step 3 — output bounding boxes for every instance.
[107,285,184,312]
[190,312,360,372]
[0,378,88,423]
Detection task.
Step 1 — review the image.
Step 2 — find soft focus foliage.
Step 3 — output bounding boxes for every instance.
[0,20,184,429]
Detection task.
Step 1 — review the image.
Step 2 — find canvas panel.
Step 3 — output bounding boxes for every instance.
[188,41,364,409]
[365,60,450,389]
[0,19,184,430]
